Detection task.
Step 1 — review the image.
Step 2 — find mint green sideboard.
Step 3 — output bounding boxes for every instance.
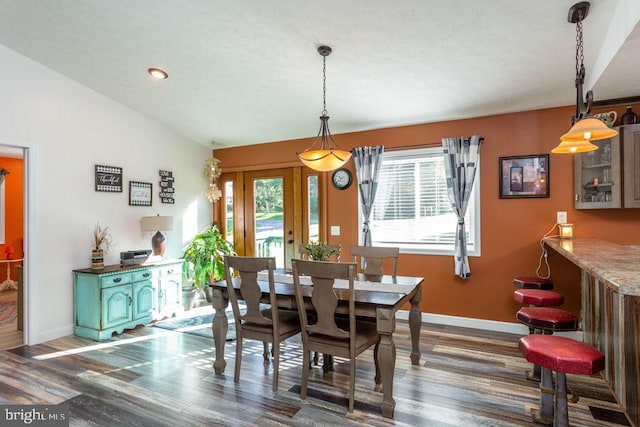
[73,259,183,341]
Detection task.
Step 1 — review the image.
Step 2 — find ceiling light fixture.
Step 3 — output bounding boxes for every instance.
[298,45,351,172]
[551,2,618,154]
[148,67,169,80]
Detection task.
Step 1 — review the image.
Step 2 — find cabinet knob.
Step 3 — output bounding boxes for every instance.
[114,277,122,283]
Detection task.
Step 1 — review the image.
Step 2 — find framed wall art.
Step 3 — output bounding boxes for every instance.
[95,165,123,192]
[129,181,152,206]
[499,154,549,198]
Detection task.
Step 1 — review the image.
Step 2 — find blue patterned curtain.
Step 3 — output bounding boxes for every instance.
[442,135,483,279]
[352,146,384,246]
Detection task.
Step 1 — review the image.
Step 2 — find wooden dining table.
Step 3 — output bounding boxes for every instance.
[209,273,423,418]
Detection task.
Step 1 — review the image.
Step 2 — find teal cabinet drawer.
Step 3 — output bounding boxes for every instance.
[100,273,132,288]
[132,270,153,282]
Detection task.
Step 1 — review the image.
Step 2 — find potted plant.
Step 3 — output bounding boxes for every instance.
[182,223,235,307]
[91,223,113,269]
[303,240,337,261]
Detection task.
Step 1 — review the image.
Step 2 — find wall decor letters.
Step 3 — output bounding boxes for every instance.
[159,170,175,204]
[95,165,123,192]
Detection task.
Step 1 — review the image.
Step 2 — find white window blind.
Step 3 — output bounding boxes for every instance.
[365,147,480,255]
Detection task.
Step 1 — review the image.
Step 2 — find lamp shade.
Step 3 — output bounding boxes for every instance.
[559,118,618,142]
[299,149,352,172]
[551,138,599,154]
[140,215,174,232]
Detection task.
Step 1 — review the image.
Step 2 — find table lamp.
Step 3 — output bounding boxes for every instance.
[141,215,174,258]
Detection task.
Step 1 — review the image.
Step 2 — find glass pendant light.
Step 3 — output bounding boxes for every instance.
[298,45,351,172]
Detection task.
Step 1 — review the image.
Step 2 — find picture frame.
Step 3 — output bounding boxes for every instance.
[499,154,549,198]
[129,181,152,206]
[95,165,123,192]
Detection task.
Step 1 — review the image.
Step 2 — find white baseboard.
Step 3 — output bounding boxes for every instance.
[396,310,583,341]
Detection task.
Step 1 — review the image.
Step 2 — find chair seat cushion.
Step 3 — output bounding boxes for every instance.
[516,307,579,331]
[242,309,300,335]
[513,289,564,306]
[308,318,379,350]
[513,276,554,290]
[518,335,605,375]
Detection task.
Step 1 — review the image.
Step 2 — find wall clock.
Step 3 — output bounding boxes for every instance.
[331,168,353,190]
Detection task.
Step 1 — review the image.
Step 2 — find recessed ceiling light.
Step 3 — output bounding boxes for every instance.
[148,68,168,80]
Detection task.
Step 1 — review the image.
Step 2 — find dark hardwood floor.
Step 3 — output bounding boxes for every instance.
[0,316,631,426]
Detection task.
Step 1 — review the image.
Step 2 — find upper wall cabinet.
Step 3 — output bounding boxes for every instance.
[574,124,640,209]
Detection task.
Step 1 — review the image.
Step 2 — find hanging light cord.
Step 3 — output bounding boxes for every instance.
[536,223,560,279]
[322,52,327,116]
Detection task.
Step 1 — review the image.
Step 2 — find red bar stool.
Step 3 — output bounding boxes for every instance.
[518,335,605,427]
[516,306,579,382]
[513,276,553,290]
[513,289,564,307]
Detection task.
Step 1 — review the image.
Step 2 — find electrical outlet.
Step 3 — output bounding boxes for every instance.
[556,211,567,224]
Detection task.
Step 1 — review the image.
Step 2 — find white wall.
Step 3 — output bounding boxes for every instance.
[0,44,212,344]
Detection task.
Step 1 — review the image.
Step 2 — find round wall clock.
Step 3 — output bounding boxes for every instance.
[331,168,353,190]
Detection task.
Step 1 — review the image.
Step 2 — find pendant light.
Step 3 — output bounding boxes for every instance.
[298,45,351,171]
[551,2,618,154]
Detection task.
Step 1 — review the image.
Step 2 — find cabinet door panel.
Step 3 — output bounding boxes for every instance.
[102,286,132,328]
[133,280,154,320]
[623,124,640,208]
[160,277,182,309]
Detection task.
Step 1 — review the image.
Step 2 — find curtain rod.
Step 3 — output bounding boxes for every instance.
[383,142,441,152]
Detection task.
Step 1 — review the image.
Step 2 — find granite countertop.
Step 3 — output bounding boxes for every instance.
[544,237,640,296]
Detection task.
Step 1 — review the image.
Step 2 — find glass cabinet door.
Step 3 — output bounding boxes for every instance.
[574,130,622,209]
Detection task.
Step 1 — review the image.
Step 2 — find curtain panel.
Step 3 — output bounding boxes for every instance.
[442,135,483,279]
[351,146,384,246]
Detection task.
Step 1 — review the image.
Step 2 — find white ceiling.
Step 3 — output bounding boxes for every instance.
[0,0,638,149]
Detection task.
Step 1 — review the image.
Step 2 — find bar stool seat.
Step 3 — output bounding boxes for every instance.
[518,335,605,427]
[516,307,579,332]
[514,289,564,307]
[513,276,553,290]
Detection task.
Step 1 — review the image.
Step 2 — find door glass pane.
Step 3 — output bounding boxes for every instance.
[224,181,233,246]
[307,175,319,242]
[254,177,284,267]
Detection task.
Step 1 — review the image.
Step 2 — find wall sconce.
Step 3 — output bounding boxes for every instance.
[559,223,574,239]
[141,215,175,258]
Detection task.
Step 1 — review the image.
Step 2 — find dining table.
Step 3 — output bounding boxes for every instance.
[209,272,423,418]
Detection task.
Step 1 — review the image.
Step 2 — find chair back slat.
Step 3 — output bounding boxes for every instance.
[350,245,399,277]
[224,256,275,326]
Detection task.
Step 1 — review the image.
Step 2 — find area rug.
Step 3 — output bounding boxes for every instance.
[153,307,236,341]
[0,300,17,323]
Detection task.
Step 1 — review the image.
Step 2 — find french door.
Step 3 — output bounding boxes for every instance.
[219,167,322,269]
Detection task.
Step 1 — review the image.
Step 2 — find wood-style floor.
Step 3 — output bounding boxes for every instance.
[0,289,22,351]
[0,312,632,426]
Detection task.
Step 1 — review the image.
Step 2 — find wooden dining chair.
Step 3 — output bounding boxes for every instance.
[291,259,380,412]
[350,245,399,277]
[223,255,301,392]
[298,243,342,261]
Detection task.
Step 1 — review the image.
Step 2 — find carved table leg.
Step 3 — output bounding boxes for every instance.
[377,307,396,418]
[211,287,229,375]
[409,284,422,365]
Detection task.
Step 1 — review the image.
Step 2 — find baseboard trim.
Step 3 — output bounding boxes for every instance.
[397,310,583,341]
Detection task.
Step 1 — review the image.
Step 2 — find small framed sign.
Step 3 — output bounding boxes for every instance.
[95,165,123,192]
[129,181,152,206]
[499,154,549,198]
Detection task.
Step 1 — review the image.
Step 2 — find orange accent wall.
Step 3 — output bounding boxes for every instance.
[0,157,24,280]
[215,104,640,324]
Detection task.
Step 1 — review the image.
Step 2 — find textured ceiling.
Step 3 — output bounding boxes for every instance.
[0,0,638,149]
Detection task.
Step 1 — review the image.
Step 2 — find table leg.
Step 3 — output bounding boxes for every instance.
[376,307,396,418]
[211,288,229,375]
[409,284,422,365]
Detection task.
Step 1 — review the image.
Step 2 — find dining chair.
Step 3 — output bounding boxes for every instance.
[291,258,380,412]
[223,255,301,392]
[350,245,399,277]
[298,243,342,261]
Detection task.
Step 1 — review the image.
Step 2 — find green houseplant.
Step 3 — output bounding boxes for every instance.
[303,240,337,261]
[182,223,235,306]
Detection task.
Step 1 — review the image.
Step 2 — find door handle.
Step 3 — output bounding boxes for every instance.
[287,239,294,244]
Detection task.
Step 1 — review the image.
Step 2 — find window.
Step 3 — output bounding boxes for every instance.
[364,147,480,256]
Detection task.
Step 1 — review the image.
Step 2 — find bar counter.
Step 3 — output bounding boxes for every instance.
[544,237,639,427]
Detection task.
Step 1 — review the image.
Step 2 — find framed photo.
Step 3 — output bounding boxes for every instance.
[129,181,152,206]
[95,165,123,192]
[499,154,549,198]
